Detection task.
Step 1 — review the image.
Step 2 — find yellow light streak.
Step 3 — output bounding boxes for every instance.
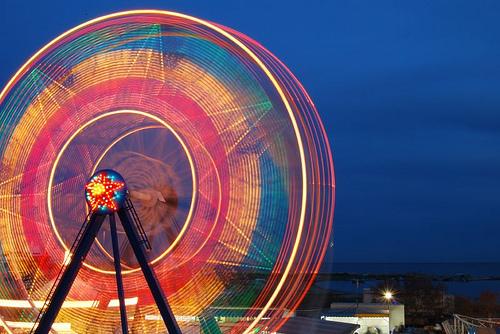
[0,299,98,309]
[107,297,138,308]
[0,316,14,334]
[6,321,71,331]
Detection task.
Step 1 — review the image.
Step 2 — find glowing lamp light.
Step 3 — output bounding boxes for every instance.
[382,290,394,302]
[85,169,127,214]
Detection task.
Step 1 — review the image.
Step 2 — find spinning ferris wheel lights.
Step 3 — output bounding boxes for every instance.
[0,10,335,333]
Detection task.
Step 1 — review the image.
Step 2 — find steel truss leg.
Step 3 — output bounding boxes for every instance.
[117,208,182,334]
[34,214,106,334]
[110,213,128,334]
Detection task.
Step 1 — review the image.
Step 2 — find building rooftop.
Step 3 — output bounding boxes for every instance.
[325,302,403,317]
[278,316,359,334]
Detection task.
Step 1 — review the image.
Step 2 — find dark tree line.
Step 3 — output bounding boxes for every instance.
[379,278,500,326]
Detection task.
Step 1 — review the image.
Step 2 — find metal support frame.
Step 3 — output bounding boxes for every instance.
[33,214,105,334]
[117,208,181,334]
[110,213,128,334]
[32,202,181,334]
[442,314,500,334]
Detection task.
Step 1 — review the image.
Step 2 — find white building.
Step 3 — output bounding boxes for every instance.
[322,302,405,334]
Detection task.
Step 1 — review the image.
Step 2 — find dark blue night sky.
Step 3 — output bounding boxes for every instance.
[1,0,499,263]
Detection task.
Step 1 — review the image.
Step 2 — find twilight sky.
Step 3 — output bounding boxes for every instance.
[1,0,499,263]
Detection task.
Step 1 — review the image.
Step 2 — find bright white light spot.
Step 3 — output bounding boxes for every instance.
[383,290,394,301]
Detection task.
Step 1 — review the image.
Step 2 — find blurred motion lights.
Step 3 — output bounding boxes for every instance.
[0,10,335,334]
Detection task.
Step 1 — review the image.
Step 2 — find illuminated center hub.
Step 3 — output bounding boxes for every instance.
[85,169,127,214]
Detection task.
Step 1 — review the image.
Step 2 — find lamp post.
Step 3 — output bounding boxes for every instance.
[382,290,394,334]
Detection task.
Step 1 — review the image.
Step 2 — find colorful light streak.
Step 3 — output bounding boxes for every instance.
[0,300,99,309]
[0,10,335,333]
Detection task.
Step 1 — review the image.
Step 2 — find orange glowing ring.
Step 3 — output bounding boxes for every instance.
[47,110,198,275]
[0,10,335,333]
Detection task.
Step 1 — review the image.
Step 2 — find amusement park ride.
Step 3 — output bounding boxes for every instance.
[0,10,335,334]
[31,170,181,334]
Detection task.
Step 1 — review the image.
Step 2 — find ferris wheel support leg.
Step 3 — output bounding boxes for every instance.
[110,213,129,334]
[34,213,106,334]
[117,208,182,334]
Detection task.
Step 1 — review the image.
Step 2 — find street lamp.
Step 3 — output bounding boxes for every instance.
[383,290,394,302]
[382,290,394,334]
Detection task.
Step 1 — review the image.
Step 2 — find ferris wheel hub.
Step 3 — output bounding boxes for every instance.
[85,169,127,214]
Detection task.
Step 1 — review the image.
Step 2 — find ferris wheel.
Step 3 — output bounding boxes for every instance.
[0,10,335,334]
